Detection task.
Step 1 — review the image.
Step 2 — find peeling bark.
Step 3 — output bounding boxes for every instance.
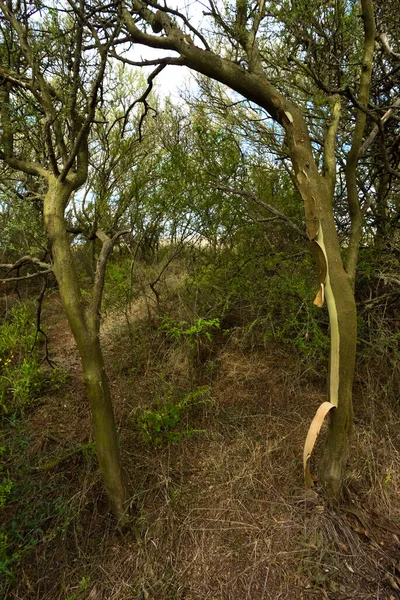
[121,0,361,498]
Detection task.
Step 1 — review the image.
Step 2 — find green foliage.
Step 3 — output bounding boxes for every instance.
[356,247,400,404]
[136,386,210,445]
[268,277,330,365]
[186,245,329,369]
[0,301,68,413]
[102,259,132,313]
[161,317,220,347]
[160,316,221,371]
[0,194,47,260]
[2,358,44,411]
[0,301,36,357]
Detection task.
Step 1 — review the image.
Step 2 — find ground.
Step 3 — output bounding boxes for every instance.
[2,292,400,600]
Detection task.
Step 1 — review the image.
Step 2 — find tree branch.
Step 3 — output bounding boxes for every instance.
[358,98,400,159]
[88,229,130,331]
[0,152,50,179]
[0,255,52,274]
[378,32,400,61]
[322,95,341,194]
[31,276,57,368]
[143,0,210,50]
[110,51,184,68]
[0,270,53,283]
[122,63,165,139]
[345,0,375,281]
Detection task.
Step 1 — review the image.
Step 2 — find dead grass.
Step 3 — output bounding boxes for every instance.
[4,295,400,600]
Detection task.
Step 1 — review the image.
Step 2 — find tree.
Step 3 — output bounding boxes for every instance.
[106,0,384,498]
[0,2,130,523]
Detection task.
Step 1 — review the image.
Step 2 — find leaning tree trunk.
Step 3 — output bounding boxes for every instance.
[79,333,129,518]
[286,116,357,499]
[120,0,372,500]
[312,182,357,498]
[43,177,130,525]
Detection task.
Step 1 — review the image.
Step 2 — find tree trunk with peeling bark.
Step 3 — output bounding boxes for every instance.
[119,0,374,498]
[310,181,357,497]
[287,120,357,499]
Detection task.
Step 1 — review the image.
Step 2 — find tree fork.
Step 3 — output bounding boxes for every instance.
[44,179,130,526]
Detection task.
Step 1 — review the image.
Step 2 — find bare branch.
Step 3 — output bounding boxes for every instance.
[345,0,376,281]
[110,52,184,68]
[0,256,52,273]
[144,0,210,50]
[379,274,400,287]
[30,276,57,368]
[377,124,400,179]
[122,63,165,139]
[0,151,50,179]
[379,32,400,61]
[322,95,341,194]
[0,65,35,92]
[0,270,52,283]
[121,6,178,52]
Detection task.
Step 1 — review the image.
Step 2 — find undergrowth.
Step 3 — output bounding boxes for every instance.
[0,250,399,599]
[183,248,330,373]
[0,300,67,414]
[0,299,70,596]
[135,384,210,445]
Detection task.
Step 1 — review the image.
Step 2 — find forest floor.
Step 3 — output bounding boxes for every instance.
[2,289,400,600]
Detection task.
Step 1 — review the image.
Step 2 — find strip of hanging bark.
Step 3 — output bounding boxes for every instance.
[304,401,335,488]
[313,283,325,308]
[313,227,339,408]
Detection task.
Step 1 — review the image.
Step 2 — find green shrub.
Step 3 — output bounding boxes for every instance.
[0,301,68,414]
[185,247,329,367]
[102,258,134,315]
[0,301,36,358]
[161,316,220,347]
[135,385,210,445]
[160,317,221,368]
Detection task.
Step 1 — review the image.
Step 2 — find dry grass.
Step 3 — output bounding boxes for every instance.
[4,293,400,600]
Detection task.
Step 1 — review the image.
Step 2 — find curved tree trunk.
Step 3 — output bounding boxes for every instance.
[43,178,130,525]
[313,185,357,498]
[119,0,377,499]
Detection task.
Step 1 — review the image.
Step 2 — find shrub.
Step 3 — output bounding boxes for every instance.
[0,301,67,414]
[135,385,210,445]
[184,247,329,368]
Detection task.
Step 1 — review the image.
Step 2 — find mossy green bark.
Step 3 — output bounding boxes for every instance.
[44,179,130,526]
